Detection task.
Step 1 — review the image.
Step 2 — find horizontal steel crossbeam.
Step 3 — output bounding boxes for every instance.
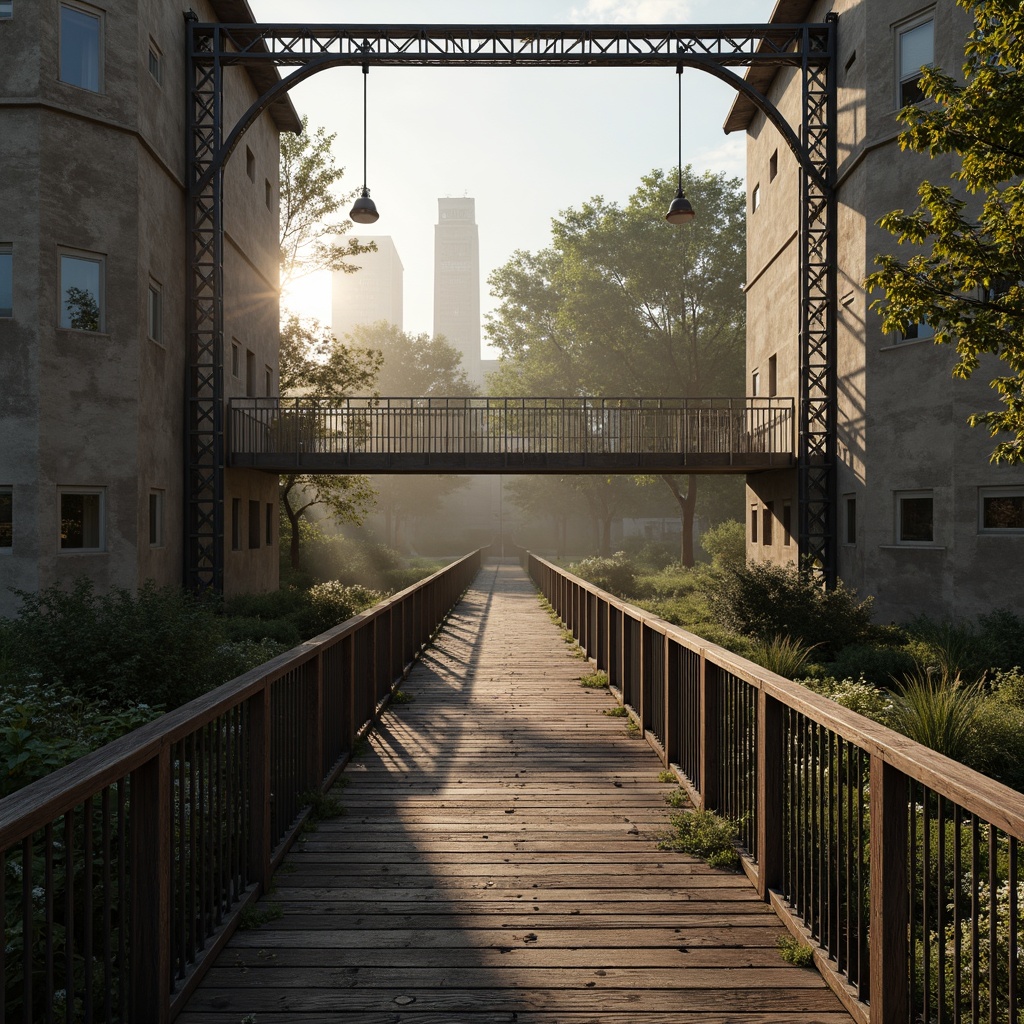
[204,22,828,67]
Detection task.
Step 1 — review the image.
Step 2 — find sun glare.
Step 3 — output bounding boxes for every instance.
[281,269,333,326]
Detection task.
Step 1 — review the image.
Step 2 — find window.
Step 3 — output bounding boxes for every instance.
[231,341,241,378]
[897,491,934,544]
[246,349,256,397]
[751,369,760,397]
[751,183,761,212]
[750,505,758,544]
[979,488,1024,532]
[265,365,273,396]
[59,488,104,551]
[0,2,12,19]
[899,321,934,342]
[762,502,774,546]
[782,503,792,547]
[769,150,778,182]
[231,498,241,551]
[265,179,272,210]
[147,281,162,343]
[845,495,857,544]
[245,146,255,183]
[60,3,102,92]
[768,355,778,397]
[148,41,162,83]
[59,252,103,331]
[0,245,11,317]
[265,502,273,546]
[248,500,261,549]
[149,489,164,546]
[898,18,934,105]
[0,487,11,549]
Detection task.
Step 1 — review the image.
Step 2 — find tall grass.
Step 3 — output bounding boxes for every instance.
[888,668,985,762]
[749,634,820,678]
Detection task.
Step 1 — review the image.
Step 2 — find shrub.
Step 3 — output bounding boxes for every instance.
[976,608,1024,672]
[700,560,873,657]
[826,642,917,688]
[566,552,636,596]
[658,808,740,869]
[904,617,985,680]
[305,581,383,635]
[632,564,695,601]
[888,669,985,762]
[619,537,678,572]
[801,675,893,724]
[749,635,820,678]
[777,935,816,967]
[700,519,746,568]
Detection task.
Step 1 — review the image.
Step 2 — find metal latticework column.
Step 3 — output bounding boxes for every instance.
[797,16,838,586]
[186,23,224,593]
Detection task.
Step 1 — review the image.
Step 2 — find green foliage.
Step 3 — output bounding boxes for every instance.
[239,900,283,930]
[658,769,677,783]
[580,670,609,689]
[4,579,245,710]
[904,616,987,680]
[777,935,816,968]
[800,675,894,725]
[279,115,374,289]
[976,609,1024,672]
[664,788,687,808]
[63,285,100,331]
[748,635,820,679]
[864,1,1024,462]
[567,552,636,596]
[700,519,746,568]
[1,681,160,797]
[658,809,740,869]
[603,705,628,718]
[888,669,985,762]
[825,642,917,689]
[305,581,383,635]
[625,719,641,737]
[700,561,873,658]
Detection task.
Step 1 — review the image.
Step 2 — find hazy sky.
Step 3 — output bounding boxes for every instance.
[247,0,776,347]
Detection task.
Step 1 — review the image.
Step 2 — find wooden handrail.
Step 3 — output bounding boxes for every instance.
[525,550,1024,1024]
[1,550,482,1022]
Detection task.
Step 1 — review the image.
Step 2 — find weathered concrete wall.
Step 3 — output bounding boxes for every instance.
[0,0,287,616]
[744,0,1024,621]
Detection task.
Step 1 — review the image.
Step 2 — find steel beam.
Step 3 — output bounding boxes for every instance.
[186,19,837,592]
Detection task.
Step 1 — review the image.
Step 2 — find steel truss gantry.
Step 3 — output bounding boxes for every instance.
[187,19,837,592]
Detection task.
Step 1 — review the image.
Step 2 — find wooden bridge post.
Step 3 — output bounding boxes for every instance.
[869,756,909,1024]
[756,690,784,899]
[665,636,680,767]
[129,746,172,1024]
[308,653,324,789]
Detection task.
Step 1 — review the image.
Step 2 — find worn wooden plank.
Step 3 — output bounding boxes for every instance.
[180,564,850,1023]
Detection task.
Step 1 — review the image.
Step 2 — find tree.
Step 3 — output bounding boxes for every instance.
[486,167,746,562]
[346,321,479,396]
[345,322,479,549]
[865,0,1024,463]
[277,315,381,570]
[279,116,375,290]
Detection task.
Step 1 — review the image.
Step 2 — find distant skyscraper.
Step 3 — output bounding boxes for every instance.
[433,198,482,384]
[331,235,403,340]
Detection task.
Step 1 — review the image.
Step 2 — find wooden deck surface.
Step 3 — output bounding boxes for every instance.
[179,564,851,1024]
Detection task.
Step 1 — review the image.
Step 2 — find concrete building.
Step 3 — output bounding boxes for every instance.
[433,198,484,386]
[0,0,299,616]
[330,235,403,340]
[731,0,1024,621]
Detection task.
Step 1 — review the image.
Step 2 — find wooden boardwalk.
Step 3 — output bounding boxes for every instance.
[179,564,851,1024]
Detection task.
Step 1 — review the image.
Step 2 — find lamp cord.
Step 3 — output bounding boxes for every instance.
[362,64,369,191]
[677,66,683,192]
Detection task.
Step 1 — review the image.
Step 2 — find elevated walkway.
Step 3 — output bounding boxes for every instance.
[179,564,849,1022]
[228,396,795,474]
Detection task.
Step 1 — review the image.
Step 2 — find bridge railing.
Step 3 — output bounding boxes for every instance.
[229,396,794,465]
[525,551,1024,1024]
[0,551,482,1024]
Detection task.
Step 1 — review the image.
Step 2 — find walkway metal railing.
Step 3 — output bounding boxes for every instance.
[0,551,481,1024]
[228,396,795,472]
[525,551,1024,1024]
